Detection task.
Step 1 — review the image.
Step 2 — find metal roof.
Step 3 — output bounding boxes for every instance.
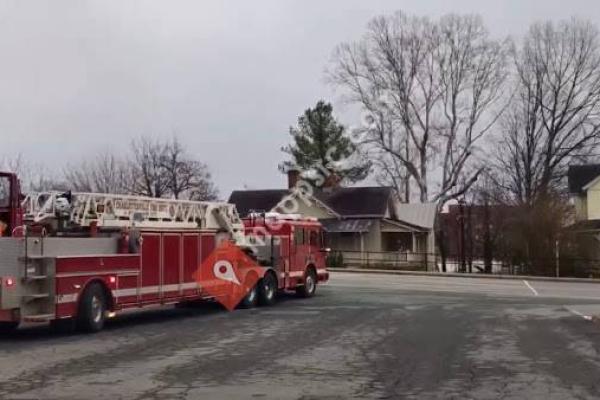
[395,203,437,229]
[321,218,374,233]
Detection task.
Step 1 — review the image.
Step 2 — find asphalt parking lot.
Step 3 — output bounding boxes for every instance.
[2,272,600,400]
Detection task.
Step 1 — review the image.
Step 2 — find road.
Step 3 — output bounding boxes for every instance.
[2,272,600,400]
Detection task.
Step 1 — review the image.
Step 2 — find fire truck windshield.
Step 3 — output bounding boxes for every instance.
[0,176,9,207]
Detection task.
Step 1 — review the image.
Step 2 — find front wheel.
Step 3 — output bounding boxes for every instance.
[258,273,277,306]
[296,268,317,298]
[77,283,107,333]
[239,285,258,309]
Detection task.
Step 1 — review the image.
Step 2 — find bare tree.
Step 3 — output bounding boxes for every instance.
[374,152,411,202]
[129,137,170,198]
[0,153,64,192]
[64,152,130,193]
[497,18,600,205]
[128,136,218,200]
[161,138,218,200]
[330,12,509,208]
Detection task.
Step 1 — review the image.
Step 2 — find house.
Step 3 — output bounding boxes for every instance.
[228,173,437,270]
[566,165,600,275]
[568,164,600,223]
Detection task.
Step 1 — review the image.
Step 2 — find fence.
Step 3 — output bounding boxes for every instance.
[328,250,600,278]
[328,250,435,271]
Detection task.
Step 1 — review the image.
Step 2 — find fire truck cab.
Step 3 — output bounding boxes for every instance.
[243,213,329,299]
[0,173,329,333]
[0,172,23,237]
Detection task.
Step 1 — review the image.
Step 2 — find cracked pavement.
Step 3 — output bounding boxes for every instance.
[1,272,600,399]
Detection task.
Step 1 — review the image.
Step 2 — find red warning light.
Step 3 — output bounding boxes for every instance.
[3,277,15,288]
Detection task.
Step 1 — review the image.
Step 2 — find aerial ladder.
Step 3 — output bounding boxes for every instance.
[20,191,247,244]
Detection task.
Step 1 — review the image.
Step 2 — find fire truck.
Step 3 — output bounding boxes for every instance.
[0,172,329,333]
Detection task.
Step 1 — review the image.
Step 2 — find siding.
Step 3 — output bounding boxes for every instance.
[575,195,588,221]
[588,179,600,220]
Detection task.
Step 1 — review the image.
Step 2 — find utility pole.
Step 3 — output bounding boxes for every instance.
[555,239,560,278]
[458,199,466,273]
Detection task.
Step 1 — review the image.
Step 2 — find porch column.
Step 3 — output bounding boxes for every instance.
[360,232,365,264]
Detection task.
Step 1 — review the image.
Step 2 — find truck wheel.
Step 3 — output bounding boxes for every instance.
[239,285,258,309]
[296,268,317,298]
[77,283,107,332]
[0,321,18,334]
[258,273,277,306]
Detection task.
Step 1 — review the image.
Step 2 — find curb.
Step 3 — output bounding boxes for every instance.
[328,268,600,285]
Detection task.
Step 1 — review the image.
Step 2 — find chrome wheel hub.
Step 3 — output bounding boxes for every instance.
[91,295,103,323]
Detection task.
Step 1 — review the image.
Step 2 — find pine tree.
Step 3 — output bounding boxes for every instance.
[280,100,370,187]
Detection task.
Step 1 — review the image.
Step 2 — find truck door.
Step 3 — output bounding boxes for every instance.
[278,235,290,288]
[292,227,308,281]
[140,233,161,302]
[162,233,181,300]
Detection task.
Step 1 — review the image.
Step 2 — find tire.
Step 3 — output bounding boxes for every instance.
[258,272,278,306]
[296,268,317,298]
[0,321,18,334]
[77,283,107,333]
[239,284,258,309]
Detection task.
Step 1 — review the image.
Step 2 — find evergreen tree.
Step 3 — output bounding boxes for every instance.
[280,100,370,187]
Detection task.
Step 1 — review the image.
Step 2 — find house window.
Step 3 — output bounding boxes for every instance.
[382,232,413,252]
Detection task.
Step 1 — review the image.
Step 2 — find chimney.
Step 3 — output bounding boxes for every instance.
[287,169,300,189]
[322,173,341,190]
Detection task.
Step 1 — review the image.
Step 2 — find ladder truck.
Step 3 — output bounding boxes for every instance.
[0,172,329,333]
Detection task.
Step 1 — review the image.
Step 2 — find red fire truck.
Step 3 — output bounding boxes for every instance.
[0,172,328,333]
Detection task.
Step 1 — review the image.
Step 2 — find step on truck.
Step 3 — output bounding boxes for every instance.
[0,172,329,333]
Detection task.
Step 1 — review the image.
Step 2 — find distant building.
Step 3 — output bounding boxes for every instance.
[567,165,600,273]
[229,172,437,270]
[568,164,600,223]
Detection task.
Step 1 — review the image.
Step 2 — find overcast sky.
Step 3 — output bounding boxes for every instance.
[1,0,599,198]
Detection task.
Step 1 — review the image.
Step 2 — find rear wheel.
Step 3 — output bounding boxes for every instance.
[258,272,277,306]
[296,268,317,298]
[77,283,107,332]
[239,285,258,309]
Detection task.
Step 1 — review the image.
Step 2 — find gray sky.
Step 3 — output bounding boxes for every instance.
[1,0,599,198]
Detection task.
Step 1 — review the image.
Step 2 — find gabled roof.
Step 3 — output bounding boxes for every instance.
[395,203,437,230]
[568,164,600,194]
[229,186,395,218]
[273,189,340,218]
[314,187,394,217]
[228,189,289,217]
[228,186,433,231]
